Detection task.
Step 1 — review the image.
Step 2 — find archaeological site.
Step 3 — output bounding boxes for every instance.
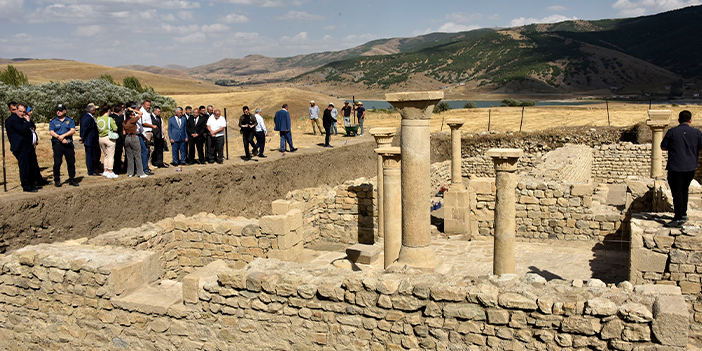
[3,92,702,350]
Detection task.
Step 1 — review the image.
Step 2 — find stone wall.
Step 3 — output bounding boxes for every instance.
[469,178,624,241]
[592,143,661,183]
[86,205,305,281]
[0,248,691,350]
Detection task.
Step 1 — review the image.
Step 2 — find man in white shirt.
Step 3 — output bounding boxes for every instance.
[330,103,339,135]
[254,108,268,158]
[138,100,156,175]
[207,109,227,164]
[308,100,322,136]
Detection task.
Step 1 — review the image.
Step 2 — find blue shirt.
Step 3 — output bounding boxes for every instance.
[661,123,702,172]
[49,117,75,141]
[357,106,365,119]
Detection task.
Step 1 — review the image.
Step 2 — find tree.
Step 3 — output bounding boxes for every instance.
[0,65,29,87]
[464,102,478,108]
[123,76,144,93]
[433,102,452,114]
[100,74,118,85]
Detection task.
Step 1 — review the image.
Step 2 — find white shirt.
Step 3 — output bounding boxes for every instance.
[254,113,267,133]
[309,105,320,119]
[331,108,338,120]
[207,116,227,137]
[139,107,152,134]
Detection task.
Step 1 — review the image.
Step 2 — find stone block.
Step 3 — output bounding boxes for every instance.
[259,215,290,235]
[287,209,303,232]
[267,242,303,262]
[679,281,701,294]
[470,178,495,195]
[182,260,230,304]
[633,285,682,296]
[652,295,688,347]
[277,231,302,250]
[444,188,469,208]
[272,200,292,215]
[346,244,381,265]
[106,251,160,296]
[630,248,667,273]
[111,280,183,315]
[570,184,592,197]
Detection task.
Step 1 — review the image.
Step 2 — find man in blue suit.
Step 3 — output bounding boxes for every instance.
[168,107,189,166]
[273,104,297,153]
[5,103,38,192]
[80,103,100,176]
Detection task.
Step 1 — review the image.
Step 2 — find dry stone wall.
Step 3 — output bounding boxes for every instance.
[0,248,690,350]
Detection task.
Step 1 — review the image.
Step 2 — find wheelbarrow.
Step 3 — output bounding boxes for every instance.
[344,124,360,136]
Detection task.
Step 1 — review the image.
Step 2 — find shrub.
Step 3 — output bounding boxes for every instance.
[501,99,535,107]
[433,102,452,114]
[0,79,176,123]
[100,74,118,85]
[0,65,28,87]
[464,101,478,108]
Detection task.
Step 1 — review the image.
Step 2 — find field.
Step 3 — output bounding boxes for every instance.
[2,87,702,195]
[7,60,231,95]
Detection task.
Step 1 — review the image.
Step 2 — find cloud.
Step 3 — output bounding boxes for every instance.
[174,32,206,43]
[162,23,200,34]
[275,10,325,21]
[73,25,103,37]
[177,11,193,20]
[445,12,482,23]
[548,5,567,11]
[343,33,377,42]
[223,12,249,23]
[509,14,578,26]
[0,0,22,18]
[202,23,230,32]
[218,0,284,6]
[611,0,701,17]
[437,22,481,32]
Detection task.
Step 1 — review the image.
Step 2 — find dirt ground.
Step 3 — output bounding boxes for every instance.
[0,134,377,252]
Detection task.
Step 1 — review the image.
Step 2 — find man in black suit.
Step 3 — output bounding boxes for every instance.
[110,104,126,174]
[80,103,100,176]
[5,103,38,192]
[186,107,207,165]
[150,106,167,168]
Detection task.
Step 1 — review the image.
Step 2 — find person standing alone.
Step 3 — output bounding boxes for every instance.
[309,100,322,136]
[661,110,702,227]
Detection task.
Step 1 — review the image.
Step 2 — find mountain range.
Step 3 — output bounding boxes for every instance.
[150,5,700,96]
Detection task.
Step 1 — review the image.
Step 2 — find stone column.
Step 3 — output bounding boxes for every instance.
[486,148,522,276]
[444,119,470,238]
[647,110,671,179]
[370,128,397,239]
[386,91,443,271]
[376,147,402,269]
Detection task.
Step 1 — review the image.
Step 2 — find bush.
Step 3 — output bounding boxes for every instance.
[433,102,452,114]
[0,65,28,87]
[0,79,176,123]
[501,99,535,107]
[464,101,478,108]
[100,74,118,85]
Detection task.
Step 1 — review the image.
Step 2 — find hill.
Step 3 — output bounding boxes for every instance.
[5,59,231,95]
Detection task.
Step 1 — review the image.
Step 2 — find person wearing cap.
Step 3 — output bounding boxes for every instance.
[5,103,38,192]
[49,104,79,187]
[308,100,322,136]
[322,103,335,148]
[238,106,258,160]
[341,101,352,127]
[356,101,366,136]
[274,104,297,153]
[253,108,267,158]
[80,103,100,176]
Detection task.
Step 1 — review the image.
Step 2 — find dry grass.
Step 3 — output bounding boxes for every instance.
[10,60,231,95]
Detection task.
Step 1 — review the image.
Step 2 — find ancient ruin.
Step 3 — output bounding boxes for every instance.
[1,99,701,350]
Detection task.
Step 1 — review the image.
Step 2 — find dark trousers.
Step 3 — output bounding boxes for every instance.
[205,134,212,161]
[279,131,294,152]
[29,147,42,184]
[211,136,225,163]
[13,150,34,191]
[324,125,331,146]
[114,136,125,173]
[84,145,97,174]
[242,130,256,157]
[52,142,76,183]
[151,137,164,166]
[188,136,205,164]
[668,170,696,219]
[255,131,266,156]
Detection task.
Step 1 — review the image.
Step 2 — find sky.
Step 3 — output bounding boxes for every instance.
[0,0,700,68]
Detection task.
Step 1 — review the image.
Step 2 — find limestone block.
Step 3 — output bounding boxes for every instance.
[585,298,617,316]
[444,189,469,208]
[259,215,290,235]
[570,184,592,197]
[618,303,653,323]
[469,178,495,195]
[630,248,667,273]
[111,280,183,315]
[267,242,303,262]
[498,293,537,310]
[560,317,602,336]
[272,200,293,215]
[277,230,302,250]
[287,209,303,232]
[346,244,381,265]
[182,260,230,304]
[651,295,688,347]
[106,251,160,296]
[633,284,682,296]
[679,281,701,294]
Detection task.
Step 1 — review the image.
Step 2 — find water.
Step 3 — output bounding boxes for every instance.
[352,100,598,110]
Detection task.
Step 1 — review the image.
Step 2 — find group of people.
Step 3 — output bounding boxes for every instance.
[307,100,365,148]
[4,100,230,192]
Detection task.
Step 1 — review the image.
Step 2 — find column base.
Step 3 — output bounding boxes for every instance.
[396,245,438,272]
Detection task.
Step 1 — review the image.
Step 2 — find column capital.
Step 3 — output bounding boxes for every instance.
[386,91,443,120]
[370,127,396,148]
[375,147,401,168]
[446,119,465,130]
[487,148,522,172]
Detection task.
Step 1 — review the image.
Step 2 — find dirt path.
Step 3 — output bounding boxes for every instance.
[0,137,377,253]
